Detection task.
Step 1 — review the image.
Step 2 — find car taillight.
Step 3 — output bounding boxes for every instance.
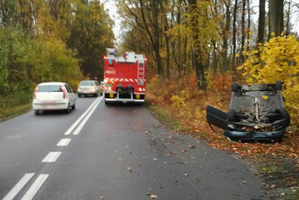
[61,86,66,99]
[33,86,38,99]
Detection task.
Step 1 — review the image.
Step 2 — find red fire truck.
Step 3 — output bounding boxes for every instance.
[103,48,147,104]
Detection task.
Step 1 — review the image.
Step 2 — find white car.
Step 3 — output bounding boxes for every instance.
[32,82,76,115]
[77,80,101,97]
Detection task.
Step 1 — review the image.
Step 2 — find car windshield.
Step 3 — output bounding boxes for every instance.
[37,85,62,92]
[79,81,94,86]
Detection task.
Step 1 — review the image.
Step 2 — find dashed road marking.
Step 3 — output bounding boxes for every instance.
[3,173,35,200]
[57,138,71,147]
[42,152,62,163]
[21,174,48,200]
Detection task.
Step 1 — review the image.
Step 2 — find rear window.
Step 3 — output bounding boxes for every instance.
[37,85,62,92]
[79,81,95,86]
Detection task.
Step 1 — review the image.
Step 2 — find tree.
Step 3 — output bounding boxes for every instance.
[269,0,284,37]
[257,0,265,44]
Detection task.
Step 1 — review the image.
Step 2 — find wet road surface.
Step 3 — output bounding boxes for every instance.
[0,96,268,200]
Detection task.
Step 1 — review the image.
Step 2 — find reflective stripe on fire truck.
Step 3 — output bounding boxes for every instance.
[105,78,146,83]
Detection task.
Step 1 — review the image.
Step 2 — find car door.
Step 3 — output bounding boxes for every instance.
[65,84,75,105]
[206,105,228,130]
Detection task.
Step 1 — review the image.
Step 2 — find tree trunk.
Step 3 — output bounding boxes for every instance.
[269,0,284,38]
[232,0,238,71]
[222,1,231,73]
[240,0,245,64]
[177,0,182,78]
[189,0,206,89]
[152,0,162,75]
[286,1,291,36]
[257,0,265,44]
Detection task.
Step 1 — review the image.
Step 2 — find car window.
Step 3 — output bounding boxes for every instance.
[100,81,104,86]
[79,81,94,86]
[67,85,73,93]
[65,84,71,93]
[37,85,62,92]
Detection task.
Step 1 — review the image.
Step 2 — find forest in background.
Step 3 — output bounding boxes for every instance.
[117,0,299,123]
[0,0,114,107]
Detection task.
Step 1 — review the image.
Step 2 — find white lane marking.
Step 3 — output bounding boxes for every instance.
[73,96,103,135]
[21,174,48,200]
[64,97,101,135]
[2,173,35,200]
[56,138,71,147]
[42,152,62,163]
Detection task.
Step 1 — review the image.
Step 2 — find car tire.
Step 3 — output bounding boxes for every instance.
[66,103,71,114]
[275,81,282,90]
[275,107,290,127]
[72,103,76,110]
[78,94,82,98]
[34,110,40,115]
[231,82,239,93]
[228,108,236,122]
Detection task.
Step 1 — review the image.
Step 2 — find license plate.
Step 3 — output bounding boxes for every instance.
[136,94,140,99]
[110,93,114,98]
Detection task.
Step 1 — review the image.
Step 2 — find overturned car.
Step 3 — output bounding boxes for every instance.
[206,81,290,142]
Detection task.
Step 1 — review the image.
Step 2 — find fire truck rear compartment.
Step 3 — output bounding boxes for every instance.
[104,85,145,103]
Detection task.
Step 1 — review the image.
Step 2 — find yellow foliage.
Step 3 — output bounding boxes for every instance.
[239,35,299,126]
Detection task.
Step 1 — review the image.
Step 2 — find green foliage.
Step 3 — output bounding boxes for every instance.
[0,0,114,98]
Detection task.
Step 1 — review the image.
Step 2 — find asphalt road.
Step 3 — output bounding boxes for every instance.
[0,96,269,200]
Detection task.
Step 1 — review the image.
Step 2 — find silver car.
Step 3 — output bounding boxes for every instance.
[77,80,101,97]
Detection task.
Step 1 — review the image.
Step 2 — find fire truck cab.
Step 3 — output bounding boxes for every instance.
[103,48,147,104]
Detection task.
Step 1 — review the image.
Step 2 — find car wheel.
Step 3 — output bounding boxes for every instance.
[66,103,71,114]
[275,107,290,127]
[34,110,40,115]
[78,94,82,98]
[231,82,239,93]
[228,108,236,122]
[72,103,76,110]
[275,81,282,90]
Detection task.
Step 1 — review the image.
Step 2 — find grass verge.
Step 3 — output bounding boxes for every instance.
[0,103,32,122]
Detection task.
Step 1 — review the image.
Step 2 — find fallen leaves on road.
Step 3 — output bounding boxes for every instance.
[150,194,157,199]
[181,149,187,154]
[127,167,132,172]
[242,180,248,184]
[100,196,105,199]
[189,144,196,148]
[184,173,189,177]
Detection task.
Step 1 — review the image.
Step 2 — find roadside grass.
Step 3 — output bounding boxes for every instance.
[147,102,190,132]
[0,92,32,122]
